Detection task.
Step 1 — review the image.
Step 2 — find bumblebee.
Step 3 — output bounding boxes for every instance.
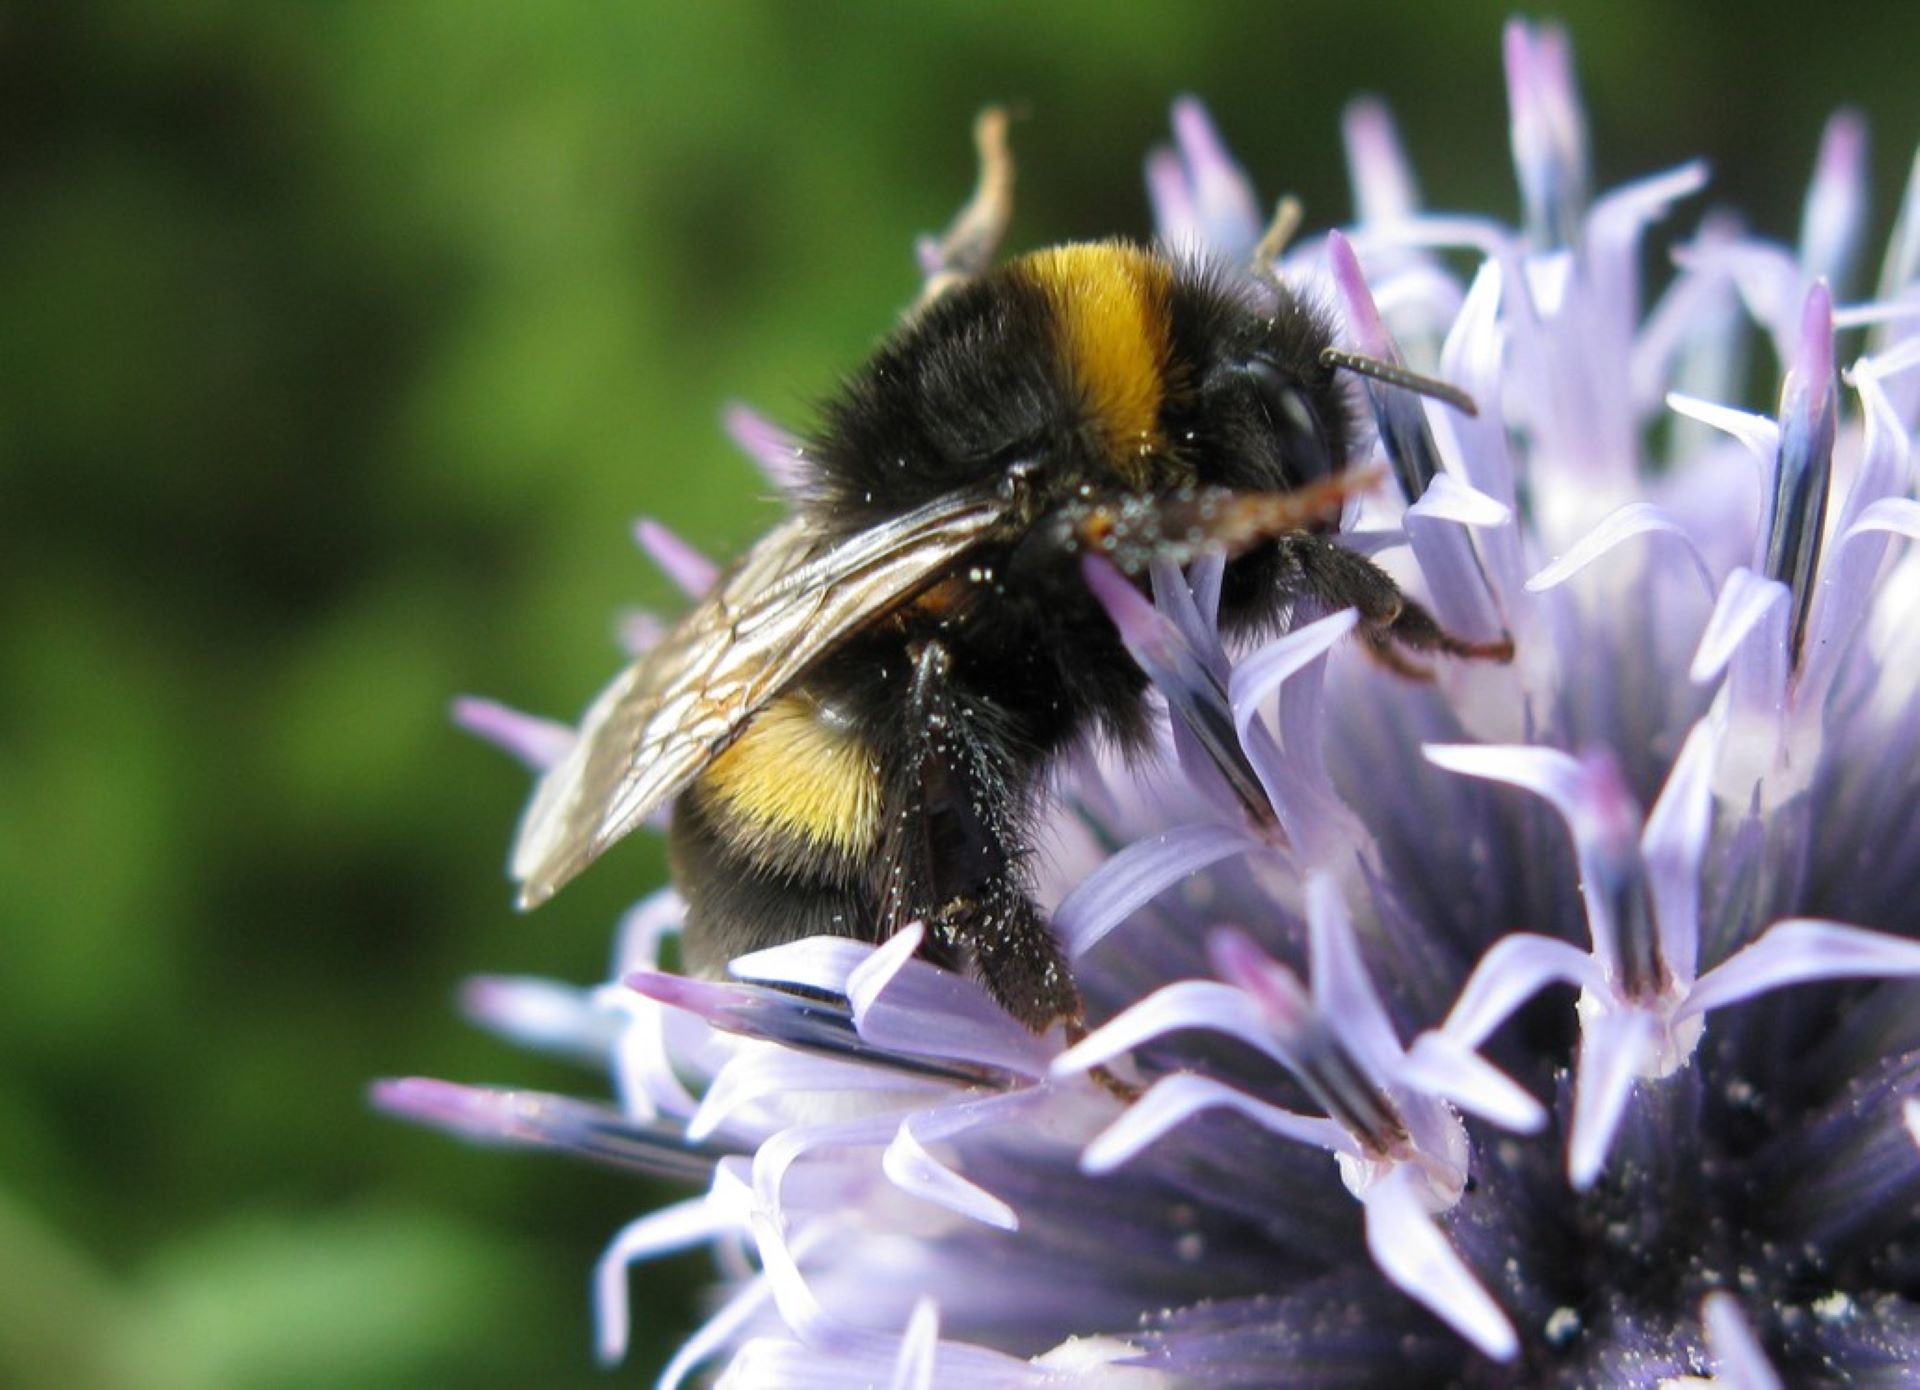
[510,113,1504,1035]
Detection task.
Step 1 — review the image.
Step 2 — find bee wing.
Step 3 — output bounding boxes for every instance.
[511,488,1011,907]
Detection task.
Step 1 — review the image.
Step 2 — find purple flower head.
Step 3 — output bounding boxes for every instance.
[385,24,1920,1386]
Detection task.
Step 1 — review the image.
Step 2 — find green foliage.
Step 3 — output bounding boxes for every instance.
[2,2,1912,1384]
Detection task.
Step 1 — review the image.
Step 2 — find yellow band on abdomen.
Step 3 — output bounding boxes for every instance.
[698,691,883,863]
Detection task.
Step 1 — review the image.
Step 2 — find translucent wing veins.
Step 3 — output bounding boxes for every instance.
[511,489,1011,907]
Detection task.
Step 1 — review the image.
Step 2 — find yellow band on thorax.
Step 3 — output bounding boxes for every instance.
[1019,243,1172,486]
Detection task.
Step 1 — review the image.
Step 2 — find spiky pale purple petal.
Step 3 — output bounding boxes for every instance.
[595,1195,742,1366]
[1363,1163,1517,1360]
[1504,19,1589,249]
[1227,608,1369,869]
[1678,920,1920,1018]
[450,695,573,771]
[1054,979,1288,1075]
[724,402,808,494]
[461,974,620,1062]
[1080,1074,1354,1175]
[1342,97,1419,227]
[1800,111,1869,291]
[1567,1008,1657,1189]
[1701,1293,1785,1390]
[634,517,719,598]
[1525,502,1716,595]
[1051,825,1264,958]
[1150,98,1262,261]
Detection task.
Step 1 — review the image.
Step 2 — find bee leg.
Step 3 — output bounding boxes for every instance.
[1284,533,1515,669]
[912,108,1015,313]
[880,638,1082,1036]
[1250,193,1304,278]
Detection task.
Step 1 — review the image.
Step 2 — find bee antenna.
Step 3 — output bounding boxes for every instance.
[1319,347,1479,418]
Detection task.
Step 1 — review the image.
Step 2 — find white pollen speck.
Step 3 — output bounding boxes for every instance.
[1176,1232,1205,1262]
[1812,1290,1853,1322]
[1544,1306,1581,1345]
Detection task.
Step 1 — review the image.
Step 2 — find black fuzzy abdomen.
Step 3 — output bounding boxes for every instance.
[668,787,881,978]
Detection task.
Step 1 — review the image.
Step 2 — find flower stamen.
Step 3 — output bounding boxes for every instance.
[1764,281,1839,667]
[1206,927,1410,1153]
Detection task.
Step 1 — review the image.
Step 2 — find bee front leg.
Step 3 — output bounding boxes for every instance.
[877,639,1081,1035]
[1281,533,1514,672]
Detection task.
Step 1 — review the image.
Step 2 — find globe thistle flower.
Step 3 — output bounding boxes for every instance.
[379,21,1920,1386]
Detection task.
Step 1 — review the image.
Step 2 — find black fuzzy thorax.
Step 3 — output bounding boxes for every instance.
[811,265,1085,531]
[805,246,1357,748]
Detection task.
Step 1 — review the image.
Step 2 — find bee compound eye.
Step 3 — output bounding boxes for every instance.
[1245,359,1334,485]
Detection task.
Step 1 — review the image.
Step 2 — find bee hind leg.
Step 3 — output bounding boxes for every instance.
[910,109,1016,315]
[879,638,1081,1036]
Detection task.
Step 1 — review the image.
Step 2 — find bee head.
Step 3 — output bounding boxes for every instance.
[1192,344,1356,497]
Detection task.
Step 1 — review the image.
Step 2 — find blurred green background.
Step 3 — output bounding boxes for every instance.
[2,2,1914,1385]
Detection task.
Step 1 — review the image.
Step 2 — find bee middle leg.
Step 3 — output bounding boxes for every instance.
[877,638,1081,1035]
